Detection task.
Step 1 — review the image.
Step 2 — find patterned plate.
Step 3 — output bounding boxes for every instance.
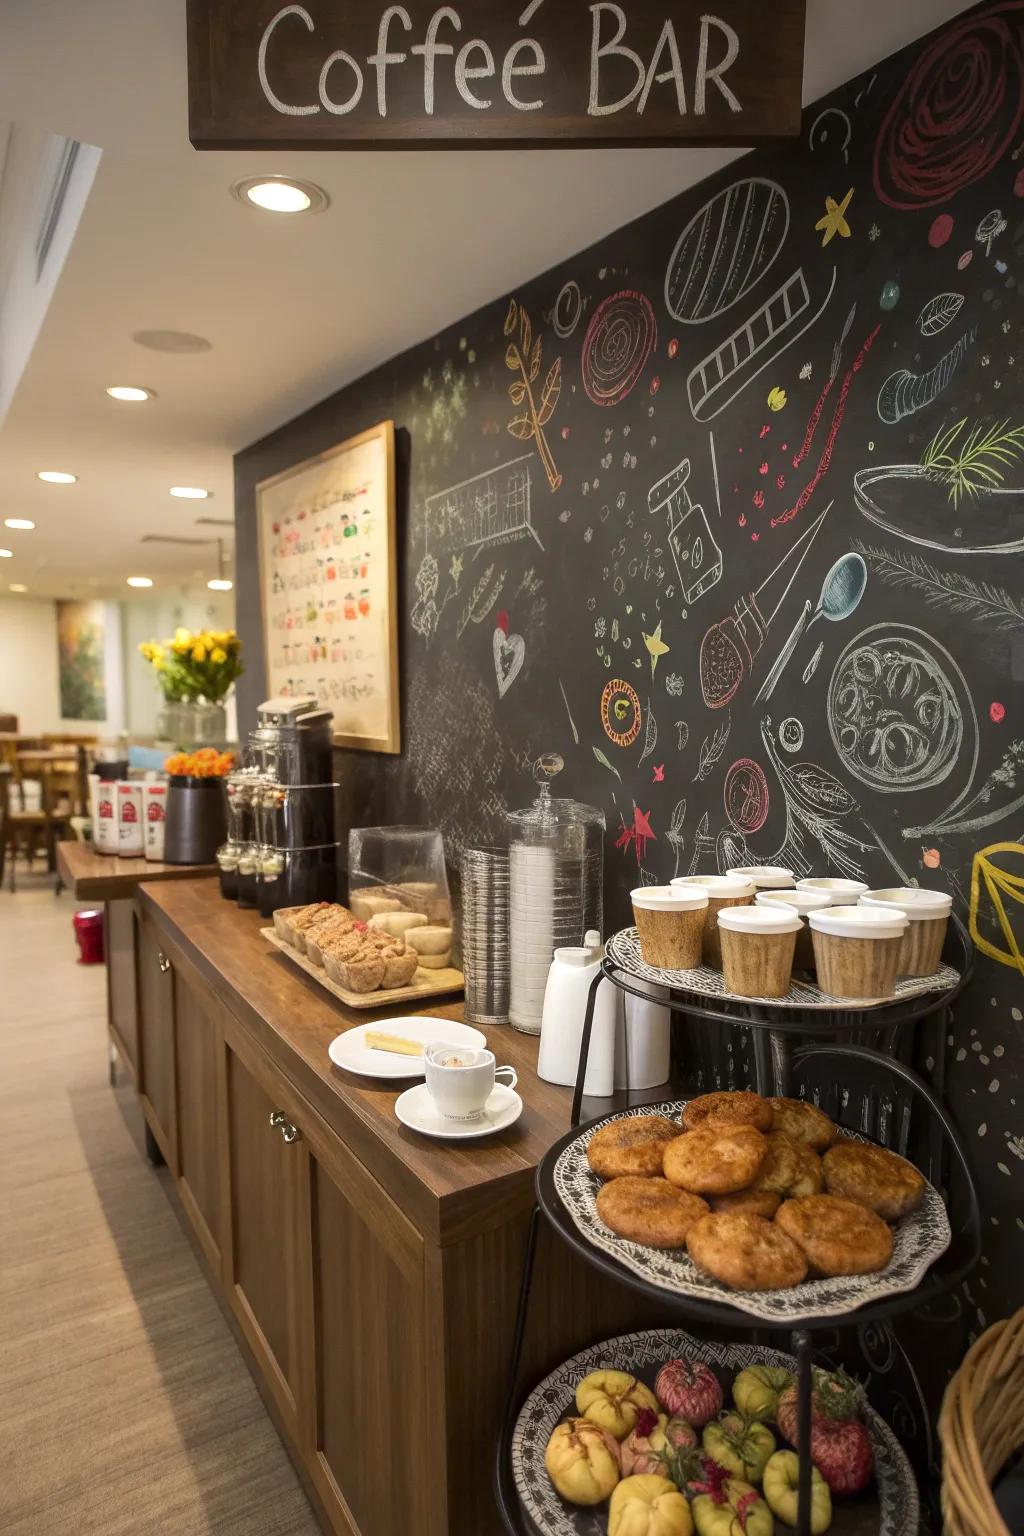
[607,927,959,1011]
[511,1329,919,1536]
[554,1103,951,1323]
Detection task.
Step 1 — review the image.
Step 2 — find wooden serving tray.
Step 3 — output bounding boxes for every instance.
[262,927,464,1010]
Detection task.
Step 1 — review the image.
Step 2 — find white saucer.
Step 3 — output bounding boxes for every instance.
[328,1017,486,1080]
[394,1083,523,1140]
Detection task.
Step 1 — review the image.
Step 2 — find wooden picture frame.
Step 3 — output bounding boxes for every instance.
[256,421,400,754]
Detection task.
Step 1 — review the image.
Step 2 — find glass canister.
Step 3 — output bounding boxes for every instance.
[506,756,586,1035]
[552,799,606,938]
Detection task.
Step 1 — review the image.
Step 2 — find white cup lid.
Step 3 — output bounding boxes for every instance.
[633,885,709,912]
[756,889,833,916]
[730,865,795,889]
[673,874,756,899]
[796,877,870,897]
[809,904,909,939]
[861,888,953,920]
[718,905,803,935]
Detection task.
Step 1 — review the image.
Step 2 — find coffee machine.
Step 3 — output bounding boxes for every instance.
[219,697,339,915]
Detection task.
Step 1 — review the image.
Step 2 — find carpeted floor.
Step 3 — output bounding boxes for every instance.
[0,879,320,1534]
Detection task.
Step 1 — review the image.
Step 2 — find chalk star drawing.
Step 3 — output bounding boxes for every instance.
[643,620,670,678]
[652,764,666,783]
[615,806,656,867]
[816,188,855,246]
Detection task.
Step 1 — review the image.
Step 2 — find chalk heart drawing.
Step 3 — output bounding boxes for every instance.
[969,842,1024,975]
[827,623,976,795]
[873,6,1024,210]
[665,177,790,325]
[493,626,525,699]
[582,291,657,407]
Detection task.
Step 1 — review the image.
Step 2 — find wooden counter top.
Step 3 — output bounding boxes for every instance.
[58,840,218,900]
[137,878,592,1246]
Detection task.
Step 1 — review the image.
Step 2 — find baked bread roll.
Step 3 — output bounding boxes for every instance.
[663,1125,768,1195]
[752,1132,824,1199]
[683,1091,773,1133]
[597,1176,708,1248]
[769,1097,836,1151]
[381,950,419,989]
[406,926,454,956]
[823,1140,926,1220]
[687,1211,808,1291]
[775,1194,893,1276]
[710,1189,782,1219]
[587,1115,680,1180]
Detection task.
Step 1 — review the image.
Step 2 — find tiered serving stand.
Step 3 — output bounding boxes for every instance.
[495,924,981,1536]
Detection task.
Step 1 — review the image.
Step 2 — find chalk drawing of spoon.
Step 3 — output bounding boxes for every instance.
[754,551,867,704]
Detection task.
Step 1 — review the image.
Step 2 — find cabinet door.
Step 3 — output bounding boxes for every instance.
[105,899,138,1076]
[306,1153,432,1536]
[136,912,176,1166]
[173,978,225,1274]
[223,1041,305,1436]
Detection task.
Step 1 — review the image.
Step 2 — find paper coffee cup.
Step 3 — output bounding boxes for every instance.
[632,886,708,970]
[672,874,755,968]
[809,904,909,1000]
[718,905,802,998]
[796,877,869,902]
[730,865,796,890]
[756,889,832,971]
[860,888,952,976]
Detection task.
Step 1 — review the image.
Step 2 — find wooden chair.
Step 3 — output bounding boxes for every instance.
[1,759,75,891]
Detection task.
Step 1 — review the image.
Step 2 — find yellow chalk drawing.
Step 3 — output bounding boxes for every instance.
[767,386,788,412]
[969,841,1024,975]
[815,188,855,247]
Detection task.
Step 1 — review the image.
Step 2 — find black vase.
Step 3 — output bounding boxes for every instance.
[163,777,227,865]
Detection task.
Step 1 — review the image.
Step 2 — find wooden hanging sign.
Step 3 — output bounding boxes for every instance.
[187,1,807,150]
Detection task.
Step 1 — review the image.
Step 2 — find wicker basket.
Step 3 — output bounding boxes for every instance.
[940,1307,1024,1536]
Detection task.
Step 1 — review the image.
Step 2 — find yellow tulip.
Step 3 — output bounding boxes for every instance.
[192,643,208,663]
[174,627,192,645]
[210,646,227,664]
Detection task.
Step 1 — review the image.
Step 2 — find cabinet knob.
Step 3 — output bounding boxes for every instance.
[157,951,171,974]
[269,1110,286,1129]
[281,1123,300,1145]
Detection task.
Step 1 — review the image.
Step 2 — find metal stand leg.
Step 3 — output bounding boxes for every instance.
[144,1123,165,1168]
[494,1205,541,1536]
[570,971,604,1128]
[794,1328,813,1536]
[751,1026,772,1096]
[108,1042,117,1088]
[769,1031,793,1095]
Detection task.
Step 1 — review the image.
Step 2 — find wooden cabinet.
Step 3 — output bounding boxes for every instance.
[174,982,225,1274]
[105,900,138,1077]
[136,910,177,1165]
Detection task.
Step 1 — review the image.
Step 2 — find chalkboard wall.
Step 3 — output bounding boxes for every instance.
[237,0,1022,1426]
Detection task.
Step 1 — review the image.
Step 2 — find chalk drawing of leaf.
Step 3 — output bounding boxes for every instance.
[520,308,532,359]
[508,380,527,406]
[787,762,854,814]
[505,343,521,371]
[530,335,543,384]
[592,746,622,782]
[638,702,658,764]
[669,797,686,835]
[918,292,965,337]
[508,413,534,442]
[538,359,562,427]
[504,299,518,337]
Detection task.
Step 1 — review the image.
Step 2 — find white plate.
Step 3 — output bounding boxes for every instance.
[394,1083,523,1139]
[327,1017,486,1080]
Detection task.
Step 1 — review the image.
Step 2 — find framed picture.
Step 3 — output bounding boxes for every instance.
[256,420,400,754]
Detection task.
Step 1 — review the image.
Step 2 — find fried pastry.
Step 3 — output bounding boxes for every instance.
[775,1194,894,1276]
[663,1124,768,1195]
[683,1090,773,1133]
[381,949,418,989]
[597,1176,709,1248]
[752,1132,824,1199]
[711,1188,782,1219]
[823,1140,926,1220]
[586,1115,680,1180]
[769,1097,837,1152]
[686,1211,808,1291]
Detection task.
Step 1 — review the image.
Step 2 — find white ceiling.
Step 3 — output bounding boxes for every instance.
[0,0,967,600]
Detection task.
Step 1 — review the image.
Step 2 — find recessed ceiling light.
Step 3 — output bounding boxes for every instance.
[106,385,155,402]
[207,578,234,592]
[126,576,153,588]
[0,549,13,559]
[231,175,329,215]
[8,583,28,593]
[170,486,210,500]
[4,518,34,530]
[133,330,211,354]
[37,470,77,484]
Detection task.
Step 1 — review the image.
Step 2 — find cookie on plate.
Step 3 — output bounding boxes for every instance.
[775,1194,894,1276]
[711,1188,782,1219]
[769,1096,837,1152]
[752,1132,824,1199]
[686,1211,808,1291]
[597,1176,709,1249]
[587,1115,681,1180]
[682,1090,773,1133]
[823,1140,926,1220]
[663,1124,768,1196]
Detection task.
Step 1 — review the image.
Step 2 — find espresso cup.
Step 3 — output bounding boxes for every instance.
[424,1043,518,1121]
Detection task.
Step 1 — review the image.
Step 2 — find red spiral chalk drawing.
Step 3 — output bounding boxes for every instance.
[874,3,1024,209]
[582,291,657,407]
